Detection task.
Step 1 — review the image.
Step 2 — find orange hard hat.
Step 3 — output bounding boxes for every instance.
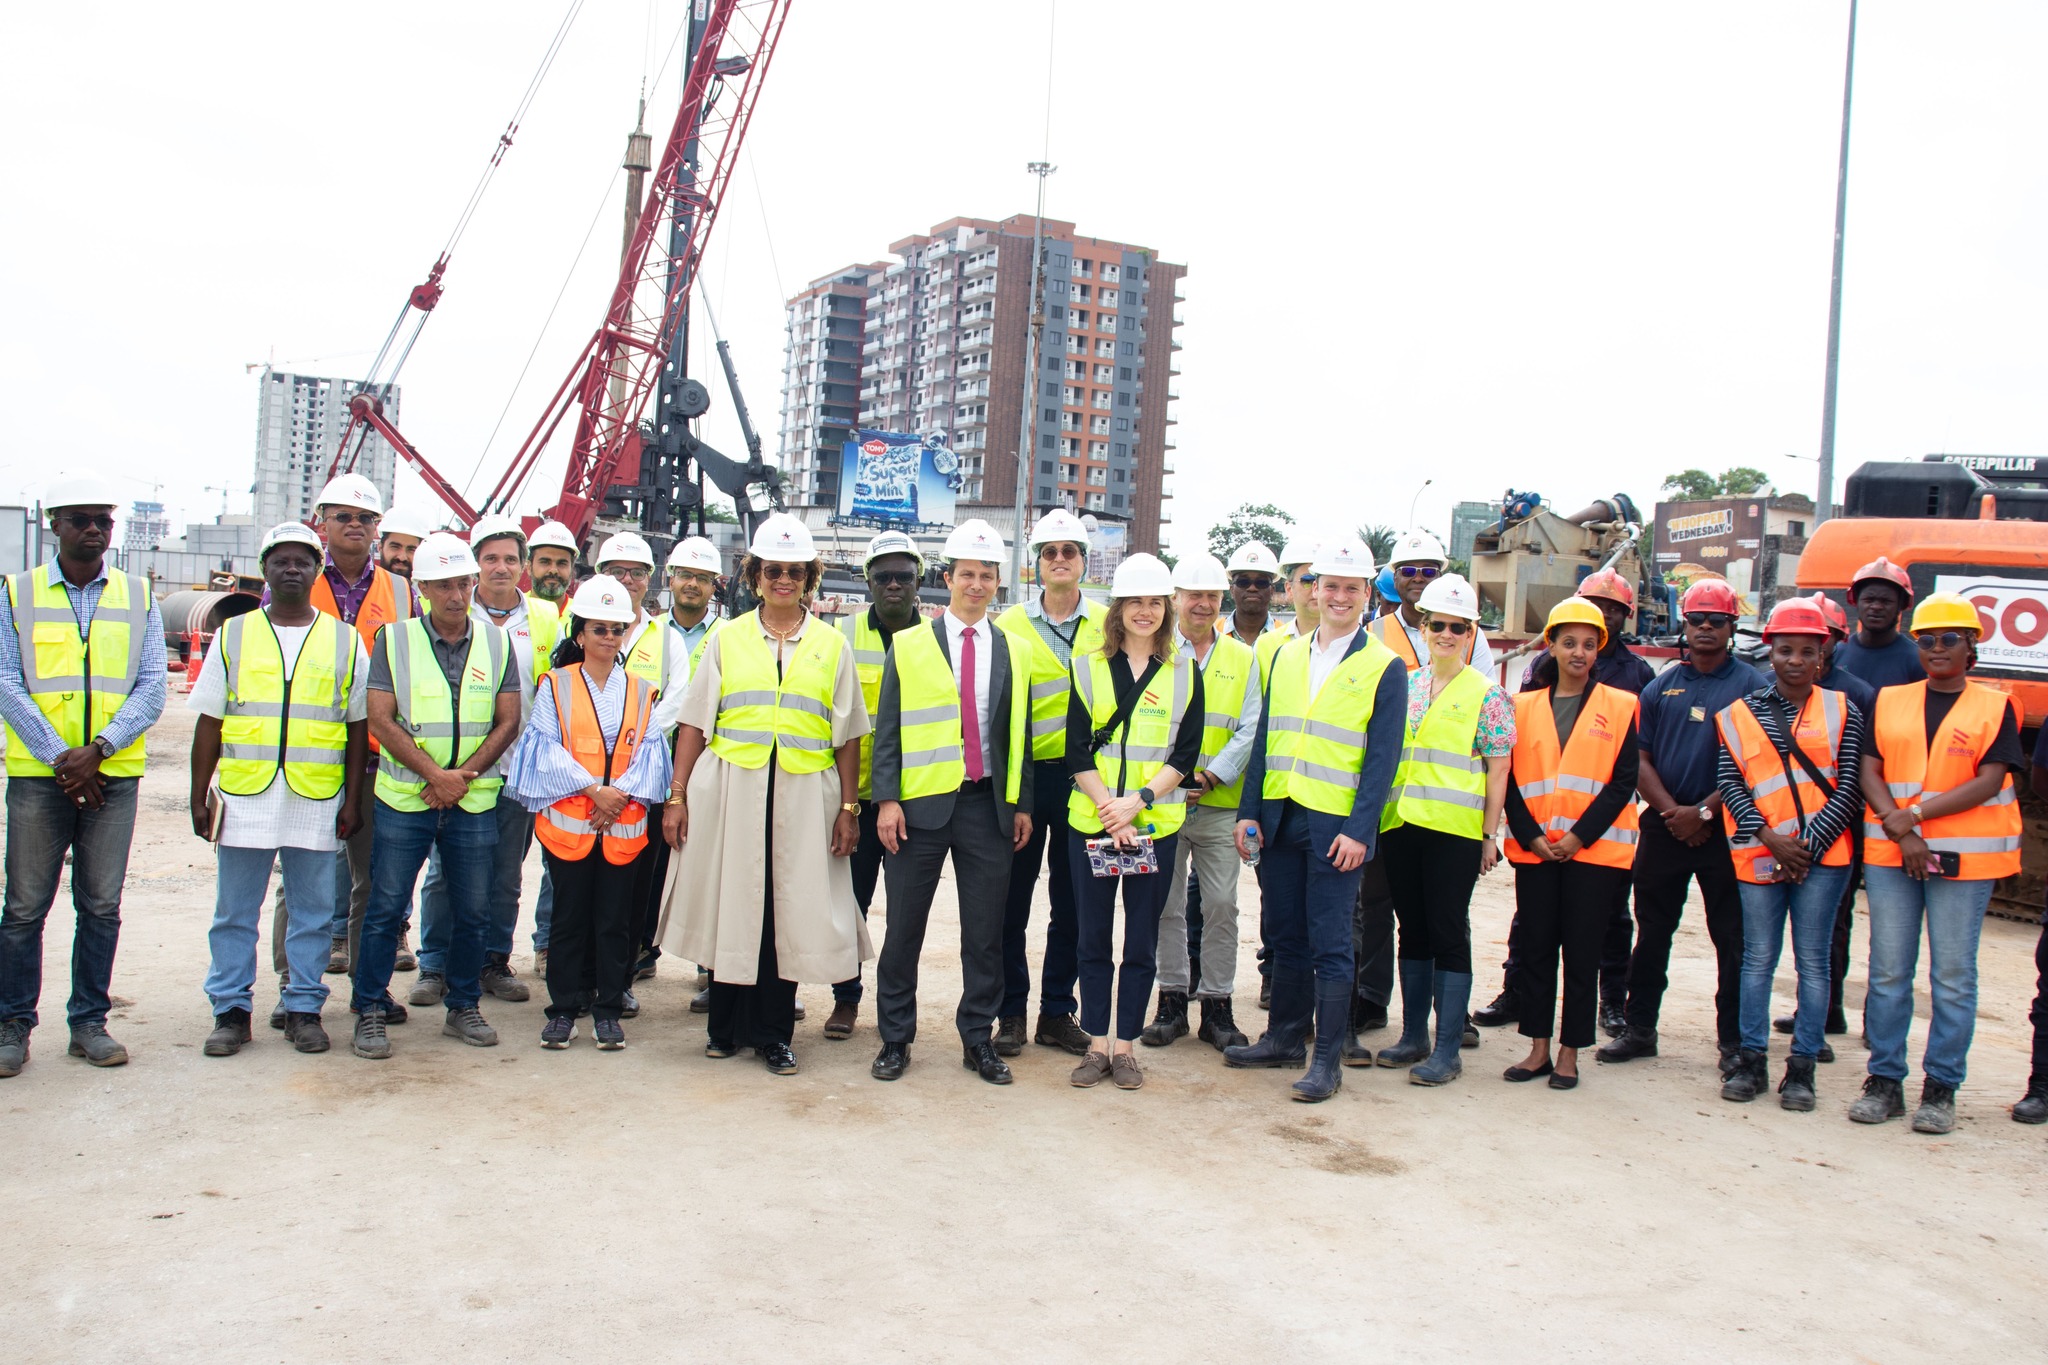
[1849,555,1913,603]
[1679,578,1740,615]
[1578,567,1635,609]
[1763,598,1832,639]
[1805,591,1848,635]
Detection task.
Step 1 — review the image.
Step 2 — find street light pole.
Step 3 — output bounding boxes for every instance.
[1010,161,1055,599]
[1407,477,1433,528]
[1814,0,1858,528]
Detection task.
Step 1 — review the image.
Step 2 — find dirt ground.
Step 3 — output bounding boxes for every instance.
[7,705,2046,1363]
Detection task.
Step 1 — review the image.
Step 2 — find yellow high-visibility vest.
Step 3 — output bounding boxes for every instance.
[1067,651,1193,838]
[1261,631,1398,817]
[3,564,152,778]
[1192,633,1256,811]
[216,611,355,799]
[840,612,887,799]
[996,597,1107,761]
[1382,666,1490,838]
[705,611,843,775]
[373,618,507,814]
[890,619,1026,805]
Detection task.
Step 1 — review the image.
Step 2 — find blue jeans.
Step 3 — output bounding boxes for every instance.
[533,860,554,952]
[1257,801,1364,987]
[209,845,336,1016]
[1738,864,1851,1056]
[1863,865,1993,1088]
[0,776,138,1029]
[417,792,531,973]
[351,800,497,1013]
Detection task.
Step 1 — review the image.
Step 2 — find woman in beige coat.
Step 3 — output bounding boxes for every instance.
[657,515,869,1074]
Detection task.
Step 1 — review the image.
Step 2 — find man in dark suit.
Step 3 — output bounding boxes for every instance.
[869,520,1035,1085]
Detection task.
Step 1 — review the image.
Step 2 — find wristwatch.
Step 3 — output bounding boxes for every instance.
[1908,803,1924,825]
[92,735,117,759]
[841,801,862,815]
[1696,805,1711,823]
[1138,785,1157,807]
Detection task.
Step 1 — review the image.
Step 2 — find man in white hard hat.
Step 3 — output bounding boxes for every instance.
[1369,529,1495,677]
[1229,538,1406,1102]
[526,520,580,616]
[412,515,560,1009]
[871,519,1035,1086]
[1244,536,1322,1009]
[0,480,165,1077]
[991,508,1105,1057]
[189,523,371,1059]
[665,535,724,670]
[378,507,430,580]
[825,529,926,1040]
[1222,541,1284,646]
[1139,553,1260,1053]
[349,533,522,1060]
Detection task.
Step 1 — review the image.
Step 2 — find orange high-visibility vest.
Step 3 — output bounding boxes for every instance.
[533,664,654,866]
[310,565,412,654]
[1863,681,2023,880]
[1369,612,1474,670]
[1504,683,1639,869]
[1714,688,1851,885]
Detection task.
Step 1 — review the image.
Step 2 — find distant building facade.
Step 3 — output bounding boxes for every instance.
[125,500,171,557]
[253,371,399,529]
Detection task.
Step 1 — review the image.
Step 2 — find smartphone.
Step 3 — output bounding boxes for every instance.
[1927,850,1961,878]
[1753,856,1777,883]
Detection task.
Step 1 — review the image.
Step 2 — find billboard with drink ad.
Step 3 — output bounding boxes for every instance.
[836,429,960,529]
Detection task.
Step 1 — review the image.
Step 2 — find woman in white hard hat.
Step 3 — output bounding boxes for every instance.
[1373,573,1514,1086]
[504,578,672,1049]
[657,513,869,1075]
[1064,553,1205,1090]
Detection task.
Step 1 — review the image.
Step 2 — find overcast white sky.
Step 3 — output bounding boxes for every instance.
[5,2,2044,555]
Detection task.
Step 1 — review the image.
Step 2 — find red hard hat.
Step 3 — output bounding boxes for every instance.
[1679,578,1739,615]
[1763,598,1831,639]
[1849,555,1913,603]
[1578,567,1635,609]
[1805,591,1848,634]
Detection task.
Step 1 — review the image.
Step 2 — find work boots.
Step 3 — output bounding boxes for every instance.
[1224,971,1311,1069]
[1848,1074,1906,1124]
[1291,980,1352,1103]
[1139,990,1190,1047]
[1778,1055,1818,1112]
[1911,1080,1958,1135]
[204,1008,253,1057]
[1197,996,1248,1051]
[1720,1049,1769,1103]
[1597,1026,1659,1063]
[1375,959,1435,1068]
[2013,1080,2048,1125]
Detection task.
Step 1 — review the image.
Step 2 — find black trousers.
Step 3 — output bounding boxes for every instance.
[1382,822,1481,974]
[1623,814,1744,1046]
[833,804,884,1005]
[631,836,669,968]
[1825,829,1863,1021]
[708,770,797,1049]
[1352,844,1397,1006]
[2031,914,2048,1088]
[541,845,647,1022]
[1499,871,1632,1008]
[1514,859,1630,1048]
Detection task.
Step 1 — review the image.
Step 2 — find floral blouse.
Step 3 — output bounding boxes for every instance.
[1406,669,1516,757]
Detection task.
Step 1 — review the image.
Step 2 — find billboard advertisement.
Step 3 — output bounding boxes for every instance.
[1653,497,1766,614]
[1934,572,2048,675]
[836,429,960,528]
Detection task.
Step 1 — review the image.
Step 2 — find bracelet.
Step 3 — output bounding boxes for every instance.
[665,794,686,807]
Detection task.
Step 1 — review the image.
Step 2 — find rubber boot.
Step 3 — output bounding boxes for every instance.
[1292,979,1351,1102]
[1224,970,1312,1068]
[1410,970,1472,1086]
[1375,959,1435,1068]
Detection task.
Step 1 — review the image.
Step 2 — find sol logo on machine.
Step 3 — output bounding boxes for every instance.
[1934,574,2048,674]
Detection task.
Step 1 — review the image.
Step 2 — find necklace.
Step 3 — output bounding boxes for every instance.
[761,611,805,643]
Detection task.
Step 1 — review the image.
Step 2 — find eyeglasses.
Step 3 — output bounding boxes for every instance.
[870,570,918,587]
[1684,611,1735,629]
[607,566,652,582]
[1425,619,1471,636]
[670,570,717,587]
[58,513,115,532]
[1397,564,1439,579]
[758,562,808,581]
[1915,631,1972,651]
[324,510,380,527]
[1040,543,1082,561]
[583,622,628,639]
[1230,574,1273,590]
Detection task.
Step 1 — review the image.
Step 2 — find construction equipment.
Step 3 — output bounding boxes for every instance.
[1467,490,1665,641]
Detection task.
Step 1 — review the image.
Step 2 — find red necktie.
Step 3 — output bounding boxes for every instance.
[959,625,985,782]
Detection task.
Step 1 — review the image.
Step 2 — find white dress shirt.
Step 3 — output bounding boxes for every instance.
[1307,624,1362,702]
[942,609,995,778]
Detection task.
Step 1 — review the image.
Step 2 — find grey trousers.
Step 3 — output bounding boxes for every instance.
[874,787,1012,1048]
[271,791,375,979]
[1155,803,1243,997]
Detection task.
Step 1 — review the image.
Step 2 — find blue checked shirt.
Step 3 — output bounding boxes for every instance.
[0,560,168,766]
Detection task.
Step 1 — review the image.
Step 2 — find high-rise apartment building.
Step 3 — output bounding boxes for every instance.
[124,500,171,555]
[778,263,886,509]
[253,371,399,530]
[777,216,1183,553]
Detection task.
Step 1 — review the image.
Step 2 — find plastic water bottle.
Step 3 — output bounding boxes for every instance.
[1241,826,1261,867]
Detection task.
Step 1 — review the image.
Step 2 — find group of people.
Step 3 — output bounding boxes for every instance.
[0,478,2042,1135]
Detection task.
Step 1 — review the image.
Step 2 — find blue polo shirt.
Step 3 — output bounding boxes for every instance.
[1818,655,1876,719]
[1834,632,1924,689]
[1637,654,1768,806]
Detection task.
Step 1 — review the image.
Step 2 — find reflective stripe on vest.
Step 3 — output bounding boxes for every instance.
[1383,666,1491,839]
[1193,632,1255,811]
[374,618,506,813]
[1714,689,1850,885]
[216,611,354,799]
[891,620,1026,805]
[3,564,151,778]
[841,612,887,799]
[705,610,843,775]
[534,663,652,865]
[1067,651,1192,837]
[522,595,562,683]
[997,599,1107,760]
[1862,681,2023,879]
[1259,631,1398,818]
[1503,683,1639,869]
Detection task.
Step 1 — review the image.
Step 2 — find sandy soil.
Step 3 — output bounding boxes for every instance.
[6,705,2045,1363]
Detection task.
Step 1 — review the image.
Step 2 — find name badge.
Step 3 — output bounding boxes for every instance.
[1688,706,1706,722]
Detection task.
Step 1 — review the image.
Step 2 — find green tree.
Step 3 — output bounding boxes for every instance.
[1716,466,1770,495]
[1356,523,1397,565]
[1661,469,1719,500]
[1207,501,1293,564]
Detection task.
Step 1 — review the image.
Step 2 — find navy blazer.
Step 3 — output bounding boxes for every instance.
[1238,627,1408,856]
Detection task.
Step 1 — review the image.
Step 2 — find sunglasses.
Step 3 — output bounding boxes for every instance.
[1040,543,1083,561]
[584,622,628,639]
[1396,564,1439,579]
[58,513,115,532]
[325,510,380,527]
[1425,619,1471,636]
[1231,574,1273,590]
[1295,573,1319,586]
[758,562,808,581]
[1684,612,1735,628]
[870,569,918,587]
[1915,631,1972,651]
[608,566,652,581]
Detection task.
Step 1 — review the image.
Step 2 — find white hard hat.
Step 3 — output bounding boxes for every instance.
[1112,553,1175,598]
[1310,538,1375,579]
[595,530,655,568]
[1225,542,1280,575]
[863,529,924,569]
[411,531,479,582]
[1417,571,1481,621]
[43,477,123,512]
[748,513,817,563]
[570,576,638,624]
[314,472,383,515]
[667,535,722,573]
[379,506,431,540]
[1278,538,1321,570]
[467,513,526,553]
[258,521,325,561]
[1172,553,1229,592]
[941,518,1006,564]
[1390,528,1448,567]
[1027,508,1091,550]
[528,519,578,553]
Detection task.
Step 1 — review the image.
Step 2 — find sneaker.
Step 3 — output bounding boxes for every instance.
[633,955,659,983]
[393,930,417,973]
[409,973,447,1007]
[443,1005,499,1048]
[352,1008,392,1060]
[1848,1074,1907,1125]
[481,959,530,1003]
[285,1012,331,1054]
[593,1018,626,1051]
[541,1016,576,1049]
[204,1008,253,1057]
[325,938,350,974]
[0,1018,27,1077]
[1911,1080,1957,1135]
[993,1015,1028,1057]
[66,1022,128,1067]
[620,989,639,1019]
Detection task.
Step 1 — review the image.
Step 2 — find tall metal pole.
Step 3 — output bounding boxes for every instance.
[1814,0,1858,527]
[1009,161,1055,597]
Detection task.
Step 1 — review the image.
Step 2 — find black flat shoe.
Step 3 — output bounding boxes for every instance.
[704,1039,738,1059]
[1503,1060,1554,1082]
[1548,1070,1580,1090]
